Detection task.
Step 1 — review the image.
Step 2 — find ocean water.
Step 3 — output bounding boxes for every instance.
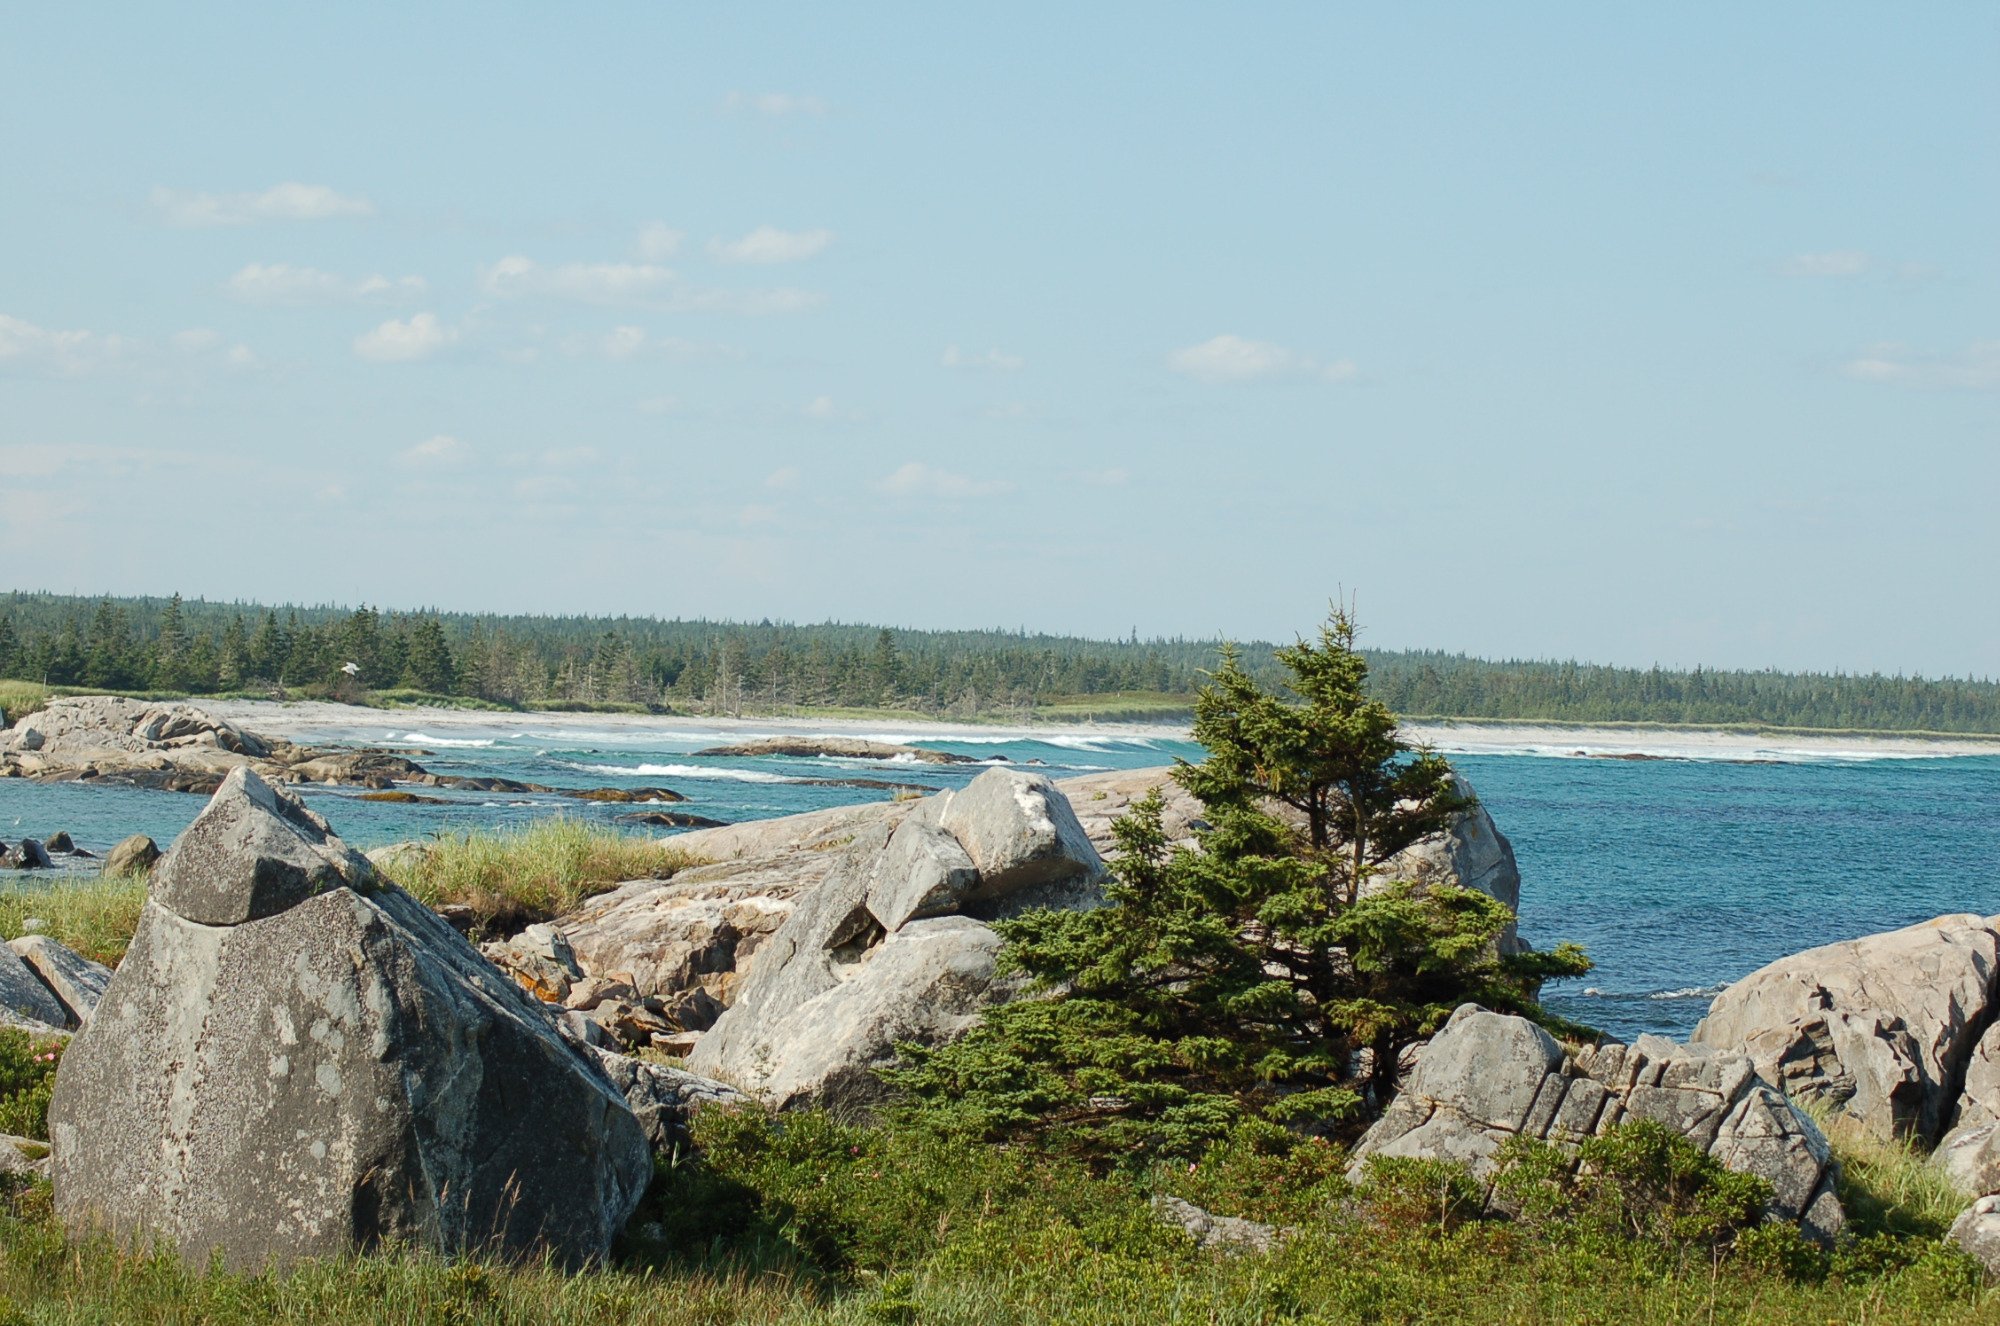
[4,718,1997,1044]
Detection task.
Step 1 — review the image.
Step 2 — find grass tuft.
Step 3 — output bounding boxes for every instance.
[0,874,149,967]
[0,680,51,728]
[389,818,706,934]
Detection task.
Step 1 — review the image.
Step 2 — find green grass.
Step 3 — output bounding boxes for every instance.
[0,874,149,967]
[0,680,51,728]
[0,1106,1990,1325]
[389,818,707,933]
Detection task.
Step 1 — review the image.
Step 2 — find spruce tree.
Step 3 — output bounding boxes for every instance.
[892,608,1591,1159]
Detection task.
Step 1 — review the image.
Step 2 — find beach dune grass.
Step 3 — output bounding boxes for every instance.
[383,817,706,933]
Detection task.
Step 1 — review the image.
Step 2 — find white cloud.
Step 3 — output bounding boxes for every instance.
[943,345,1025,372]
[560,327,738,361]
[513,474,578,501]
[601,325,648,359]
[170,328,222,354]
[1784,250,1871,278]
[150,182,373,227]
[765,465,801,489]
[399,434,469,468]
[0,312,130,375]
[1079,467,1130,486]
[480,255,676,304]
[1841,341,2000,391]
[879,461,1015,500]
[354,312,457,362]
[1167,334,1357,385]
[737,503,780,527]
[226,262,426,304]
[803,395,840,420]
[677,287,824,315]
[637,395,682,415]
[723,91,828,117]
[637,222,684,261]
[709,226,833,265]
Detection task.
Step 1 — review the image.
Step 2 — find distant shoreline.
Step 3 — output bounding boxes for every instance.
[198,699,2000,761]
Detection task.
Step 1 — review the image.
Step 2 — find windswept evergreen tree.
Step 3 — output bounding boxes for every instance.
[892,609,1591,1159]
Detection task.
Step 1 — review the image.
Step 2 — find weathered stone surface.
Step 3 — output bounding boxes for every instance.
[1692,914,2000,1142]
[1350,1004,1843,1242]
[48,770,651,1270]
[693,737,978,764]
[104,834,162,876]
[481,923,584,1002]
[1950,1195,2000,1277]
[149,766,376,925]
[0,1133,50,1182]
[936,768,1106,915]
[7,936,111,1027]
[564,855,828,1004]
[1,696,268,761]
[865,798,980,931]
[0,943,70,1028]
[1152,1195,1279,1254]
[590,1048,746,1151]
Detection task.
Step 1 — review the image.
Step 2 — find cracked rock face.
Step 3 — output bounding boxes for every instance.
[48,767,651,1270]
[1349,1005,1844,1243]
[1692,914,2000,1144]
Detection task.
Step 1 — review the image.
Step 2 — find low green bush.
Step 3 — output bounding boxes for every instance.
[0,1029,64,1140]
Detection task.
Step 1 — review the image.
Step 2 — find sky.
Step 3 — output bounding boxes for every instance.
[1,6,1994,675]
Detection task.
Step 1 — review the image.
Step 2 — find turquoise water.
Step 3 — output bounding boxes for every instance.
[5,718,1997,1043]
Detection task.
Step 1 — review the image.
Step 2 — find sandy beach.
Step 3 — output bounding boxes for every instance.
[199,700,2000,762]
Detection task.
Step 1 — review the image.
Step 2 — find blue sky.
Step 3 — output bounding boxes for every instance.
[2,6,1994,674]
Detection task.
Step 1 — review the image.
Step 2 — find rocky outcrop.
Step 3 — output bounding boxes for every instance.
[694,737,979,765]
[0,942,70,1030]
[48,767,651,1270]
[1950,1195,2000,1277]
[1691,914,2000,1143]
[6,937,111,1028]
[1350,1005,1843,1242]
[589,1048,746,1151]
[1,839,52,870]
[687,769,1103,1109]
[1152,1195,1279,1254]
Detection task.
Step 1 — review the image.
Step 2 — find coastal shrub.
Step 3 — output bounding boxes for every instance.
[1355,1154,1484,1233]
[0,875,148,967]
[393,818,706,933]
[891,609,1592,1161]
[0,1029,64,1140]
[1491,1120,1770,1254]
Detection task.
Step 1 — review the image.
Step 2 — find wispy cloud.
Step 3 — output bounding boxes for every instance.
[943,345,1025,372]
[399,434,469,468]
[226,262,426,304]
[723,91,828,117]
[709,226,833,265]
[354,312,457,362]
[1167,333,1357,385]
[480,253,821,314]
[481,255,677,304]
[880,461,1015,499]
[0,312,131,375]
[151,182,373,227]
[1841,341,2000,391]
[765,465,801,489]
[636,222,684,261]
[1783,250,1870,278]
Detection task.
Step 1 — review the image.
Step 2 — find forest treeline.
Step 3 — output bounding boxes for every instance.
[0,591,1996,734]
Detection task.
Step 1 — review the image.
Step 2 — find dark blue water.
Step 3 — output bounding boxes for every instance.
[5,715,1997,1042]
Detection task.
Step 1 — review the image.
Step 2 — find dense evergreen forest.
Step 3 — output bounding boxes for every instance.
[1,590,1996,734]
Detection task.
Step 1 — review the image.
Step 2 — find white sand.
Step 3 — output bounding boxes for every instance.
[201,700,2000,762]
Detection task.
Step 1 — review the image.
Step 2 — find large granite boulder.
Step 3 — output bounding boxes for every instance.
[103,834,163,877]
[48,767,651,1270]
[1350,1005,1843,1243]
[687,769,1101,1108]
[1691,914,2000,1143]
[1950,1195,2000,1277]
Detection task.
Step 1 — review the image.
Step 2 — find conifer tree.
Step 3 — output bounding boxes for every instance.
[892,608,1591,1159]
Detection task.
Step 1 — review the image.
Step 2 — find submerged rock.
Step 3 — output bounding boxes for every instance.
[693,737,978,765]
[48,767,651,1270]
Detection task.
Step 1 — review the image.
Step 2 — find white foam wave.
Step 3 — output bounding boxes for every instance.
[563,762,797,784]
[1649,984,1727,1000]
[389,731,498,749]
